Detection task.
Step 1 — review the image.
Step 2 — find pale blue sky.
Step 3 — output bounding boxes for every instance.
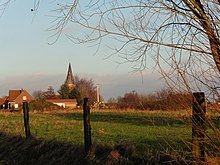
[0,1,164,100]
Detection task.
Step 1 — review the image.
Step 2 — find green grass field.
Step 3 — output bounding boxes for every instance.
[0,111,191,150]
[0,109,192,154]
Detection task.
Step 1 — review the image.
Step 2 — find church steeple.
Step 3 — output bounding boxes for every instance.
[65,63,75,90]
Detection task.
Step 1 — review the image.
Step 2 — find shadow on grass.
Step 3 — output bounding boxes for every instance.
[0,131,189,165]
[0,131,86,165]
[54,112,189,127]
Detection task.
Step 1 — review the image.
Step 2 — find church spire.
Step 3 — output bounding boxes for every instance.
[65,63,75,89]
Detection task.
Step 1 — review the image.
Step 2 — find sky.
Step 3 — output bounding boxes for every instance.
[0,1,164,101]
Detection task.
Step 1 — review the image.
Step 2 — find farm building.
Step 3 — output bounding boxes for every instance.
[46,99,77,108]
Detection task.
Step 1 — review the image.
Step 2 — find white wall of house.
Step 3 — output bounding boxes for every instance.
[53,103,66,108]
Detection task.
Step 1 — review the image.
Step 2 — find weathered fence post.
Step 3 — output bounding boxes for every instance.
[192,92,206,163]
[83,97,92,154]
[23,96,31,139]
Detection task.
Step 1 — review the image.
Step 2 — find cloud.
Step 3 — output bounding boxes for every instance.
[0,73,64,97]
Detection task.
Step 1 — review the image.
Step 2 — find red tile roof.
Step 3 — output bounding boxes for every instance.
[0,96,8,105]
[0,99,5,105]
[9,90,22,102]
[8,89,34,103]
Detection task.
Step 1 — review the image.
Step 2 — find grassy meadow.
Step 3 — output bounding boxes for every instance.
[0,109,219,164]
[0,109,192,151]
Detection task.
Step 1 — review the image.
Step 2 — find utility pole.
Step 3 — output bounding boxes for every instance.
[96,84,100,103]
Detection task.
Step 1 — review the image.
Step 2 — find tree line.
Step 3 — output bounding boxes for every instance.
[108,89,191,110]
[31,75,190,111]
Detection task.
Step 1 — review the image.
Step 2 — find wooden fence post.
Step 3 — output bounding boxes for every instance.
[192,92,206,163]
[83,97,92,154]
[23,96,31,139]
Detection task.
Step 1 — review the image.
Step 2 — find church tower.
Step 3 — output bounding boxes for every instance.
[65,63,75,90]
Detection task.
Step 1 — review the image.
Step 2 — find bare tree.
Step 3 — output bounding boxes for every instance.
[42,86,58,99]
[74,75,97,102]
[0,0,11,17]
[47,0,220,94]
[32,89,44,99]
[1,0,220,160]
[2,0,219,95]
[57,75,97,103]
[49,0,220,158]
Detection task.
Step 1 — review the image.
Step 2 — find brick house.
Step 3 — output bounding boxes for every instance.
[0,96,9,109]
[8,89,34,109]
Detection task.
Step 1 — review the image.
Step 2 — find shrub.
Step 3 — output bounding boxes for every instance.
[29,98,62,111]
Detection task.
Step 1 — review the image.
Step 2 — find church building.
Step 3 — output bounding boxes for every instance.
[47,63,77,109]
[65,63,75,90]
